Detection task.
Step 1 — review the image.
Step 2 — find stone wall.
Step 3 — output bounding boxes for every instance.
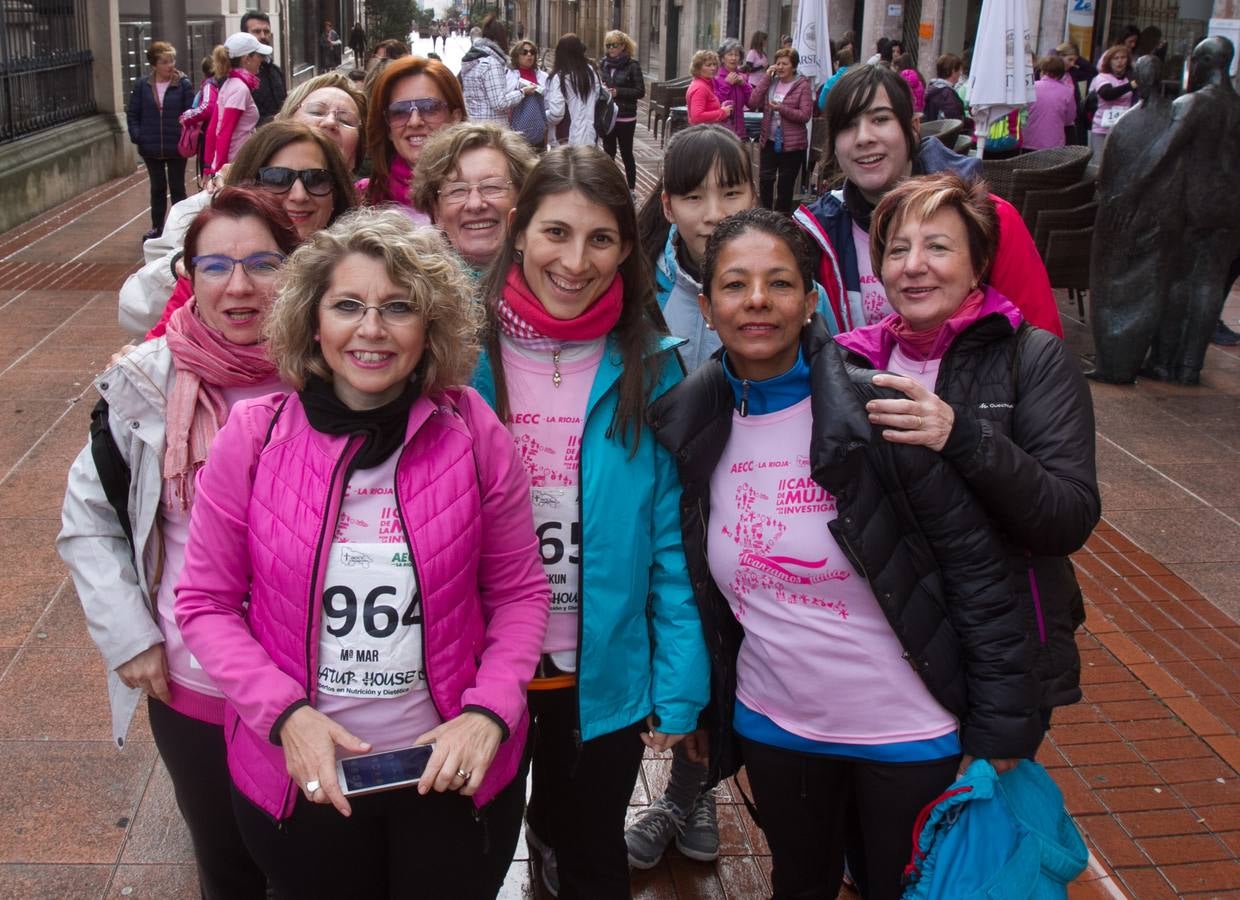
[0,116,137,235]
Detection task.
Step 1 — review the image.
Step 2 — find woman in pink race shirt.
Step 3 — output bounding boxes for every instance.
[175,209,549,899]
[648,206,1040,900]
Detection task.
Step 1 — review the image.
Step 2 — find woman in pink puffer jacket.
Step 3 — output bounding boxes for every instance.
[175,209,549,900]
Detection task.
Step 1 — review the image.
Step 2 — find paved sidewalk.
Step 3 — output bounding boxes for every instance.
[0,121,1237,898]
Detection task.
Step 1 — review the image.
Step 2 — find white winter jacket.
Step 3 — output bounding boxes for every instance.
[118,192,210,336]
[546,69,601,146]
[57,340,175,746]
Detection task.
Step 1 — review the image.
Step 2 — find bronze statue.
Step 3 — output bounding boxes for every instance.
[1089,37,1240,384]
[1089,55,1175,383]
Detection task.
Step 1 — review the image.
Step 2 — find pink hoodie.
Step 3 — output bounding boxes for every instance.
[175,387,549,819]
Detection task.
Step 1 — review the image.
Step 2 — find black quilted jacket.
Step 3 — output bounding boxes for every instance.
[648,318,1042,785]
[839,308,1098,716]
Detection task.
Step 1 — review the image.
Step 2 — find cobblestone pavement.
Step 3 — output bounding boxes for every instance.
[0,116,1238,899]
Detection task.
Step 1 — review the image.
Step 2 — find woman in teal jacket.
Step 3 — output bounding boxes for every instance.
[474,145,709,900]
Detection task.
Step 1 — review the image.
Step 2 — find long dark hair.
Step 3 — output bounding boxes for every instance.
[481,145,661,451]
[637,125,753,267]
[550,33,597,102]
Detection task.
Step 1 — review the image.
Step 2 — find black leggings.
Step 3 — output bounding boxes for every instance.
[740,736,960,900]
[759,143,804,214]
[232,758,525,899]
[142,156,187,233]
[526,688,646,900]
[602,120,638,189]
[146,698,267,900]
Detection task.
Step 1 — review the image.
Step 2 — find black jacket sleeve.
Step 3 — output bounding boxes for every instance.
[941,329,1100,556]
[888,439,1041,760]
[1096,81,1134,101]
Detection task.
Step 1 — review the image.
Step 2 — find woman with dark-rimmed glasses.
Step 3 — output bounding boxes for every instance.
[359,56,467,222]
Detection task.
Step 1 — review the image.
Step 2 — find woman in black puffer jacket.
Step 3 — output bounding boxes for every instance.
[127,41,194,239]
[648,208,1039,900]
[838,173,1099,728]
[599,30,645,191]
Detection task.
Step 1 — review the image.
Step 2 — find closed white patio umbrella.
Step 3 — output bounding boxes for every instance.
[965,0,1035,157]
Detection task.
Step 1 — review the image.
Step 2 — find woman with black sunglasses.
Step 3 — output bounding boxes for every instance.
[122,122,358,339]
[360,56,466,222]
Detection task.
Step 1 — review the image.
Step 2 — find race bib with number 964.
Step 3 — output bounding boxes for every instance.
[531,487,580,614]
[316,543,426,699]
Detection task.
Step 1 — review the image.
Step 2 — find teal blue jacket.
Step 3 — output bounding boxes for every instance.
[474,335,710,741]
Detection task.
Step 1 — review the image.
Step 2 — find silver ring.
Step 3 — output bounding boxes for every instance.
[456,768,471,782]
[305,779,321,794]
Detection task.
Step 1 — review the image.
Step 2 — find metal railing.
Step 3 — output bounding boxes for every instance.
[0,0,97,144]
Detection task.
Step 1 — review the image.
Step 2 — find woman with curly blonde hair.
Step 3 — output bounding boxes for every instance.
[175,208,550,899]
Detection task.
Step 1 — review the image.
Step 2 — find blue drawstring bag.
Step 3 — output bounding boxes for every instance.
[902,759,1088,900]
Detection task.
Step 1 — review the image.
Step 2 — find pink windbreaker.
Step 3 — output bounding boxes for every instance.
[175,387,550,819]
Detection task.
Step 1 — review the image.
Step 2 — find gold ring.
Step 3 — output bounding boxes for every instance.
[916,416,925,429]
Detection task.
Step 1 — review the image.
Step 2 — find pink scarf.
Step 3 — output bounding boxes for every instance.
[886,288,986,361]
[162,299,277,511]
[387,156,413,206]
[496,263,624,345]
[228,68,260,91]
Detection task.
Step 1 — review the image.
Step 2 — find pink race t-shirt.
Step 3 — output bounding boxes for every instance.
[314,453,441,753]
[708,397,957,745]
[500,336,605,671]
[853,221,891,325]
[216,76,259,162]
[156,378,281,722]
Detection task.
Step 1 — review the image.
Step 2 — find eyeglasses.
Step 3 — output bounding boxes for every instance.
[322,298,420,325]
[192,252,286,281]
[257,166,335,196]
[299,102,360,129]
[386,97,452,127]
[605,42,622,49]
[437,178,513,205]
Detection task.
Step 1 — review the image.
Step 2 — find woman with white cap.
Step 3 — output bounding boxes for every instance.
[204,32,272,176]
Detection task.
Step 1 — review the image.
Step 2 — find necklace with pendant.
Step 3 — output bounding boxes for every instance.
[552,348,562,388]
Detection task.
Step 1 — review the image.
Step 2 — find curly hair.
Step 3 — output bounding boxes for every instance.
[604,30,637,57]
[868,172,999,283]
[701,207,815,300]
[411,122,537,218]
[265,207,482,394]
[276,72,368,170]
[691,49,719,76]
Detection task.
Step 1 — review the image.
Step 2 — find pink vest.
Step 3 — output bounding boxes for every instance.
[176,388,549,819]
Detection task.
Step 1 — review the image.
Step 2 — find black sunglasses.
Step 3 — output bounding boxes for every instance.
[257,166,335,196]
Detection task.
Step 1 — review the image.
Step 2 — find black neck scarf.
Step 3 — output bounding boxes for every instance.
[299,374,421,474]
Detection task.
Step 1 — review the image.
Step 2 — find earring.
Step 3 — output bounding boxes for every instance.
[705,321,715,331]
[805,317,813,325]
[514,249,524,263]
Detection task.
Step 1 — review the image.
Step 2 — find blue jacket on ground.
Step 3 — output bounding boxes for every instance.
[473,334,710,741]
[127,74,194,160]
[903,759,1088,900]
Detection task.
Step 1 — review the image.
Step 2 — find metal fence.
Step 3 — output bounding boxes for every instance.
[0,0,96,144]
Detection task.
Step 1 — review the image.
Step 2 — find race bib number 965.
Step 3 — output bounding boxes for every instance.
[532,488,580,614]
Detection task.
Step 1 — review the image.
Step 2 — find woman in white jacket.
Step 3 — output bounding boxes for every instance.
[545,33,601,146]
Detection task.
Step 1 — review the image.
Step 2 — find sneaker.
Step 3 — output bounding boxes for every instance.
[625,795,684,869]
[675,788,719,862]
[1213,320,1240,346]
[525,822,560,897]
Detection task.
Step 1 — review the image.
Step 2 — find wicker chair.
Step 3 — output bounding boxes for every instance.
[1043,225,1095,319]
[980,146,1091,211]
[1033,200,1098,257]
[920,118,964,148]
[1019,177,1097,235]
[954,134,974,155]
[651,77,691,141]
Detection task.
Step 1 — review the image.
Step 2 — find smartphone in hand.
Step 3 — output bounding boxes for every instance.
[335,744,434,797]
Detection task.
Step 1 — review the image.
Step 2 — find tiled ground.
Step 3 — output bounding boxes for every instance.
[0,116,1238,898]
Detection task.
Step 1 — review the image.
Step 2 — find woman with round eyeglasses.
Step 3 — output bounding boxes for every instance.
[506,40,549,151]
[175,209,549,899]
[413,123,537,275]
[122,122,358,338]
[361,56,466,222]
[278,71,368,172]
[60,187,300,900]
